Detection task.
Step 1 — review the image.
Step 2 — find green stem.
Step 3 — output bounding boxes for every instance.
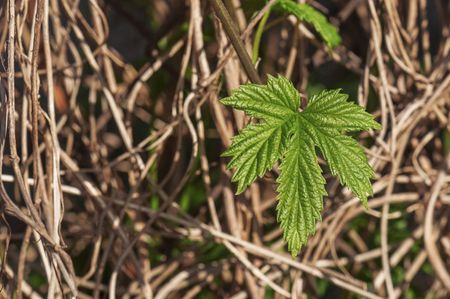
[209,0,262,84]
[252,7,271,64]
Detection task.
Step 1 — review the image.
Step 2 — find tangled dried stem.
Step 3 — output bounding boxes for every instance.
[0,0,448,298]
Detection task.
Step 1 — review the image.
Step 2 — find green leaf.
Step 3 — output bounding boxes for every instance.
[221,76,299,193]
[222,119,294,194]
[221,75,299,121]
[302,89,381,131]
[298,89,379,206]
[276,124,326,256]
[277,0,341,48]
[221,75,379,255]
[298,117,375,207]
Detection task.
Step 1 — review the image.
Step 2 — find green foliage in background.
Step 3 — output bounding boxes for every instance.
[277,0,341,48]
[253,0,341,63]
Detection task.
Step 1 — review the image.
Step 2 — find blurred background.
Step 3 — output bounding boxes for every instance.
[0,0,449,298]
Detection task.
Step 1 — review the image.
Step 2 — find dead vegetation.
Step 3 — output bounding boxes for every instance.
[0,0,449,298]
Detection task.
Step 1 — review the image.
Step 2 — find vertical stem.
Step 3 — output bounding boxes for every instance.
[252,7,271,64]
[31,0,45,203]
[209,0,262,84]
[6,0,15,146]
